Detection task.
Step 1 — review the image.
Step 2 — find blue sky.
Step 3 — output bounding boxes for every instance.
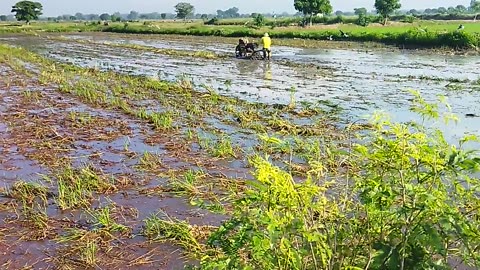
[1,0,472,16]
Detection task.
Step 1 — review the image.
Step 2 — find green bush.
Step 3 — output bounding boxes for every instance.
[101,24,480,50]
[200,93,480,269]
[401,15,417,23]
[204,17,219,25]
[254,14,265,27]
[356,13,370,27]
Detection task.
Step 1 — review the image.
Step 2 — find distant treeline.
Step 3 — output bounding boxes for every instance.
[2,5,480,23]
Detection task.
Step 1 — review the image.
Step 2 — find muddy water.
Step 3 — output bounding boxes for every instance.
[2,33,480,143]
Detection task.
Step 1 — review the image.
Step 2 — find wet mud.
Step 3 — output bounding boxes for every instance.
[1,33,478,143]
[1,32,480,268]
[0,57,246,269]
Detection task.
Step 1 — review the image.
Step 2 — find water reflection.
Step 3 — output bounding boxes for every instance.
[235,60,261,75]
[262,61,272,81]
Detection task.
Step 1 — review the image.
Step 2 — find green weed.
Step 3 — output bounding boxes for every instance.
[138,151,163,171]
[169,169,204,198]
[200,94,480,269]
[81,240,98,267]
[22,89,41,102]
[68,111,93,126]
[55,165,116,210]
[137,109,175,130]
[142,213,204,254]
[212,135,236,158]
[88,205,130,234]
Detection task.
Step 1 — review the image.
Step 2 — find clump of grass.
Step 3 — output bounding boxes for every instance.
[82,240,99,267]
[193,51,217,59]
[197,132,237,158]
[185,128,196,141]
[142,213,204,254]
[68,111,93,126]
[151,111,174,130]
[203,84,221,105]
[257,134,293,155]
[6,181,50,236]
[177,75,194,90]
[22,89,41,102]
[212,135,236,158]
[55,165,116,210]
[169,169,204,197]
[136,108,175,130]
[88,205,130,235]
[445,83,464,91]
[137,151,163,171]
[7,181,49,206]
[267,117,299,134]
[55,228,101,268]
[55,204,130,267]
[288,87,297,110]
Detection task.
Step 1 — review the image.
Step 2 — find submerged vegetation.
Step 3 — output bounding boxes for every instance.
[0,28,480,270]
[201,100,480,269]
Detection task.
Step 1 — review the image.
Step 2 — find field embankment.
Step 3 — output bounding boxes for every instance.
[2,20,480,50]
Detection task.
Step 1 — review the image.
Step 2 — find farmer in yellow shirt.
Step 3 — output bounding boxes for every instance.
[261,33,272,60]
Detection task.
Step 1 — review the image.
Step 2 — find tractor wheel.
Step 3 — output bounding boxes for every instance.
[250,51,264,60]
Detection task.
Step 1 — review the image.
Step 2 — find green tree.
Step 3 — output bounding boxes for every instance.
[374,0,401,24]
[356,12,369,26]
[127,10,138,20]
[0,15,7,21]
[408,9,418,15]
[354,7,367,15]
[456,5,467,13]
[200,14,208,21]
[437,7,447,14]
[224,7,240,18]
[471,0,480,10]
[161,13,167,19]
[174,2,194,20]
[294,0,333,26]
[471,1,480,21]
[75,12,84,20]
[11,1,43,24]
[111,14,121,22]
[253,13,265,27]
[99,13,110,21]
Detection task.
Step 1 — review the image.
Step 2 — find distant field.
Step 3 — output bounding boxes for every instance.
[1,19,480,49]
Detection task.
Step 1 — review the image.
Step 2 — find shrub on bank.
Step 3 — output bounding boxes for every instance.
[200,94,480,269]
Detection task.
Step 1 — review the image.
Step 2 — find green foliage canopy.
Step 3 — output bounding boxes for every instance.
[11,1,42,23]
[175,2,194,20]
[294,0,333,25]
[374,0,401,23]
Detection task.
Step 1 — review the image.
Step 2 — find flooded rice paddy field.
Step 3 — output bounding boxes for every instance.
[0,60,229,269]
[3,33,480,141]
[0,37,343,269]
[0,33,480,269]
